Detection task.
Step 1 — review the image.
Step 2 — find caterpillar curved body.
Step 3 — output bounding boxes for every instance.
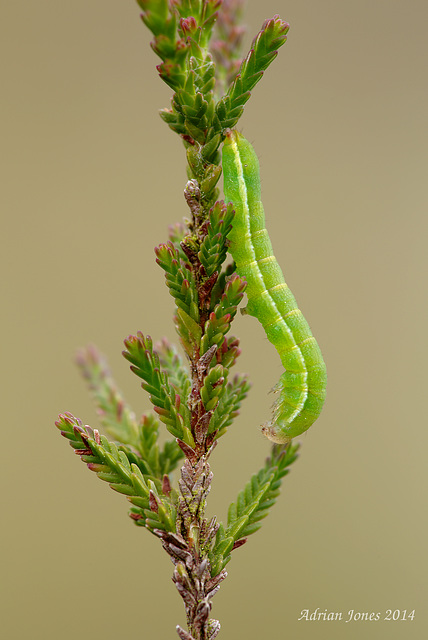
[222,130,327,443]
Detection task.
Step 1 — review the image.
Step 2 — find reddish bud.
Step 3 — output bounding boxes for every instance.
[180,16,198,37]
[162,474,172,497]
[149,491,159,513]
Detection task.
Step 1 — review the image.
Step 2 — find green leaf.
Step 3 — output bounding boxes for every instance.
[134,413,161,477]
[198,201,234,276]
[75,345,139,448]
[209,260,236,306]
[159,438,185,476]
[200,363,227,412]
[200,273,246,355]
[175,0,220,47]
[175,307,203,357]
[137,0,169,34]
[155,242,200,323]
[159,107,186,134]
[55,413,177,533]
[170,47,216,146]
[209,373,250,437]
[209,15,289,138]
[217,335,241,369]
[210,443,299,574]
[122,333,193,444]
[155,337,191,401]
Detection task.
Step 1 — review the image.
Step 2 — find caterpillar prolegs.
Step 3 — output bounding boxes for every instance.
[222,130,327,443]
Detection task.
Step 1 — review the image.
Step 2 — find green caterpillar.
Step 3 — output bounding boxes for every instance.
[222,130,327,443]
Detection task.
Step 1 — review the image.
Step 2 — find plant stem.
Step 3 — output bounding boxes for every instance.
[156,188,227,639]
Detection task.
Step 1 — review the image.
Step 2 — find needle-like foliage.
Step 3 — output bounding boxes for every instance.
[55,5,304,640]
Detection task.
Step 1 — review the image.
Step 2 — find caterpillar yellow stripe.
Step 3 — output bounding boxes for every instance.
[222,130,327,442]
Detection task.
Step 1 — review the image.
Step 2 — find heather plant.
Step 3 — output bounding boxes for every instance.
[56,2,325,638]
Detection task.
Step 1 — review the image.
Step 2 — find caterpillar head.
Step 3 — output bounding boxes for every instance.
[261,422,291,445]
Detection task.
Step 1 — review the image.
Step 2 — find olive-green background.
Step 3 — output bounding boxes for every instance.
[1,1,427,639]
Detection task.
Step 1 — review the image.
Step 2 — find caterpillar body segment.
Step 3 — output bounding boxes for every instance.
[222,130,327,442]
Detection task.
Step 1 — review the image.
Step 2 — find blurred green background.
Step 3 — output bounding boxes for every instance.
[1,1,427,639]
